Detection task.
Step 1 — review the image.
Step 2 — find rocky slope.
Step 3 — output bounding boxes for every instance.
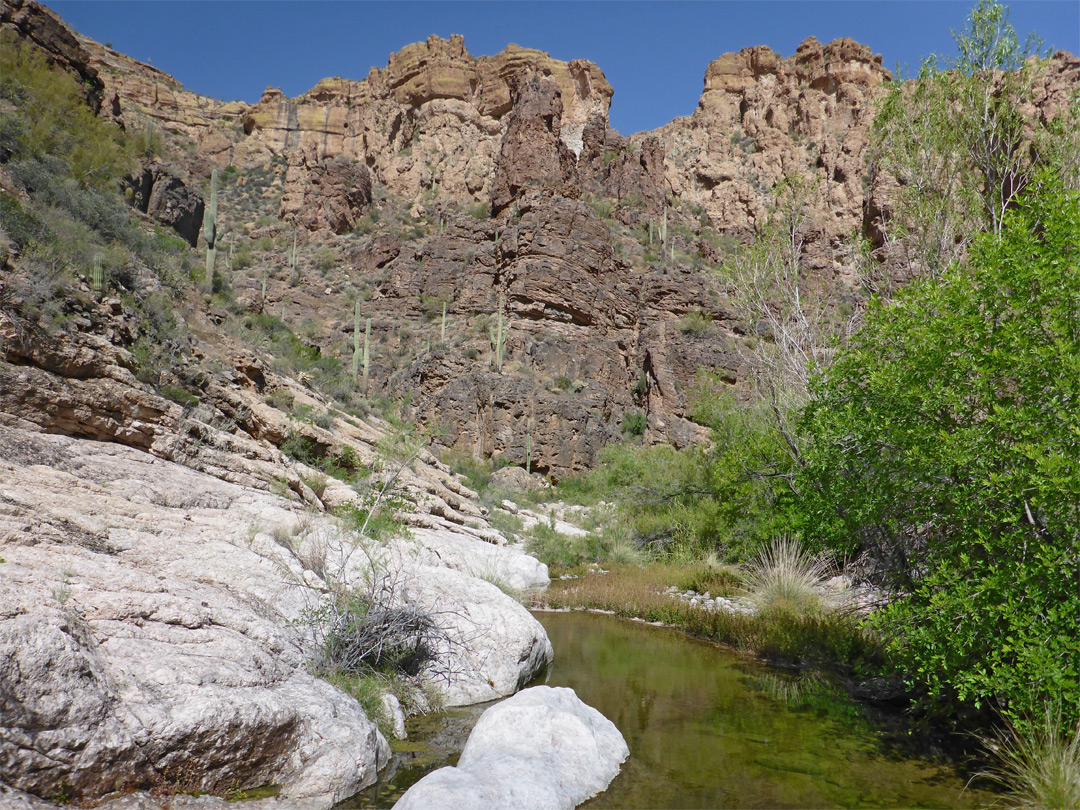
[0,277,553,806]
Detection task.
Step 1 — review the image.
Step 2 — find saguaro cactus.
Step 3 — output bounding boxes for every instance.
[351,301,362,379]
[441,301,447,342]
[362,317,372,392]
[92,253,105,299]
[490,295,506,371]
[202,168,219,293]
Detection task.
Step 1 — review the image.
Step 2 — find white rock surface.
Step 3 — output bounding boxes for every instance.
[394,686,629,810]
[0,426,552,805]
[408,526,550,591]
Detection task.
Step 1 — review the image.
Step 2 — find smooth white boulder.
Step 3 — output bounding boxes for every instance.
[394,685,629,810]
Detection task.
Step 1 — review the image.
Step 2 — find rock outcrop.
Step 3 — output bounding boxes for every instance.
[278,147,372,234]
[0,421,552,805]
[0,428,390,805]
[395,685,629,810]
[654,37,892,267]
[124,164,206,246]
[490,71,580,214]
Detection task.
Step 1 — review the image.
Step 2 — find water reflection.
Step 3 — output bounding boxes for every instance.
[342,610,997,809]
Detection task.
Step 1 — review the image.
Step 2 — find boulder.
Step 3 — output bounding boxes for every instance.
[0,425,554,804]
[394,685,629,810]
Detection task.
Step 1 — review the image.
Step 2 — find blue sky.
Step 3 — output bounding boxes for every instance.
[48,1,1079,135]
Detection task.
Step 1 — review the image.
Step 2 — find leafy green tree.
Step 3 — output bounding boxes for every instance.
[797,175,1080,728]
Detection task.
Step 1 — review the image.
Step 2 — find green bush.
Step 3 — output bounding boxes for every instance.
[677,310,712,336]
[797,176,1080,731]
[0,32,132,190]
[621,410,646,436]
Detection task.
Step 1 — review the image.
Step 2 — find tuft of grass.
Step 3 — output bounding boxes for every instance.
[742,536,832,617]
[323,669,397,739]
[978,709,1080,810]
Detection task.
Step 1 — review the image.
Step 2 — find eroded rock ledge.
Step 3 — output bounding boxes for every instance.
[0,424,551,806]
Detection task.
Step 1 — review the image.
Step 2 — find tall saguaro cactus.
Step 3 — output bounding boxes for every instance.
[490,295,506,371]
[362,317,372,393]
[92,253,105,299]
[351,302,362,379]
[202,168,219,294]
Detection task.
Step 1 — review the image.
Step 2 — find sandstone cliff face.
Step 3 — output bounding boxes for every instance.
[240,35,612,206]
[653,37,891,268]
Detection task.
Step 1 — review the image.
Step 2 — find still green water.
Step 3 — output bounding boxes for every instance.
[344,610,997,809]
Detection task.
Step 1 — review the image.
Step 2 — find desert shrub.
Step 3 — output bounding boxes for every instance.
[0,32,133,189]
[621,409,646,436]
[677,310,712,335]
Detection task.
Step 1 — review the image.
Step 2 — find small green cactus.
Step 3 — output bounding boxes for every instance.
[92,253,105,298]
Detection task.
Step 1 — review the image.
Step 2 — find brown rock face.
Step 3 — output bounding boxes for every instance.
[0,0,103,112]
[362,192,731,476]
[125,165,206,246]
[490,72,581,214]
[278,147,373,234]
[656,37,891,264]
[239,36,613,203]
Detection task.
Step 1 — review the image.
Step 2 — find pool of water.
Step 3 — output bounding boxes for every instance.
[343,610,997,809]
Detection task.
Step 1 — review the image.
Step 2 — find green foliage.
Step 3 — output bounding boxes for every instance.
[0,32,132,189]
[467,200,490,219]
[797,177,1080,729]
[0,192,48,249]
[869,0,1057,284]
[556,391,796,562]
[677,310,712,336]
[159,385,199,408]
[524,521,631,569]
[620,410,646,437]
[334,500,409,544]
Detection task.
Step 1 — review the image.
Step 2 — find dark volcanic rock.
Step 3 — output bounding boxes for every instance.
[124,165,206,247]
[490,72,581,215]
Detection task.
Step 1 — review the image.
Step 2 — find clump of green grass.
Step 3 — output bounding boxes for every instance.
[978,709,1080,810]
[323,670,397,739]
[742,536,833,617]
